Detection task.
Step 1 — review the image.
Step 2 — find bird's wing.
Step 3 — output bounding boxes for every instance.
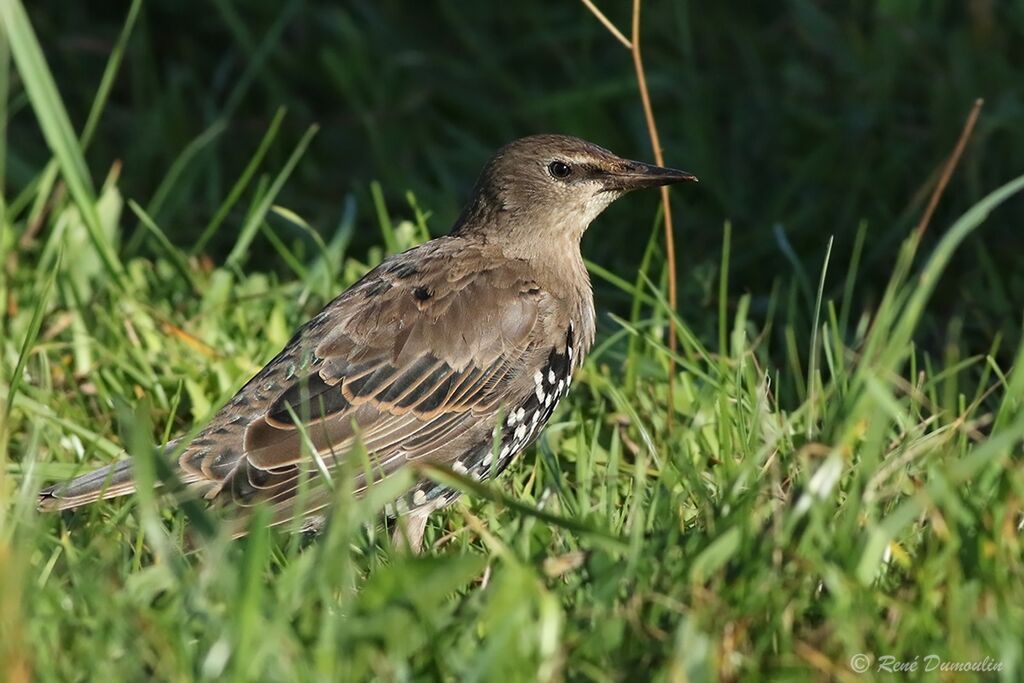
[178,240,557,524]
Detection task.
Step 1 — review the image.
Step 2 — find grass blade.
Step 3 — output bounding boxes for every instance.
[0,0,124,283]
[226,124,318,268]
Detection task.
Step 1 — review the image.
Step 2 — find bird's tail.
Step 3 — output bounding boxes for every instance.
[37,459,137,511]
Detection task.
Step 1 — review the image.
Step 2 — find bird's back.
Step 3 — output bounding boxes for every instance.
[41,234,594,529]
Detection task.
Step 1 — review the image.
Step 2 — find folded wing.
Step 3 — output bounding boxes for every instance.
[177,240,555,526]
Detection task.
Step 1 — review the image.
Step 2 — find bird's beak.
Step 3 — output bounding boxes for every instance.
[602,160,698,192]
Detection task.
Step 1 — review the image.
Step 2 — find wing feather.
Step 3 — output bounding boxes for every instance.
[178,238,555,525]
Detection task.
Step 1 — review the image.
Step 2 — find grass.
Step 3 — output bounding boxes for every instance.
[3,2,1024,681]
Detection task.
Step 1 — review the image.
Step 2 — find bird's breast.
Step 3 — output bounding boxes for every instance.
[393,323,583,515]
[464,321,582,483]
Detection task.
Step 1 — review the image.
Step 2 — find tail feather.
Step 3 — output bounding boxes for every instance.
[37,460,137,511]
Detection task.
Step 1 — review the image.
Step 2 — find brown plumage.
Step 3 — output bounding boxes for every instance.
[38,134,696,549]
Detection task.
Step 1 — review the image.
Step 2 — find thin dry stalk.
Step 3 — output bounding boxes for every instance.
[582,0,682,434]
[580,0,632,49]
[914,98,984,240]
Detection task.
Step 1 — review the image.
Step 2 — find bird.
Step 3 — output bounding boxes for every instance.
[38,134,697,550]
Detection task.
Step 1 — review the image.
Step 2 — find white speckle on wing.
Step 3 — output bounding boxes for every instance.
[413,490,427,505]
[547,369,555,384]
[453,460,467,474]
[515,424,526,440]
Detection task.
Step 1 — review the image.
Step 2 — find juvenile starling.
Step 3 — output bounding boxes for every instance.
[38,135,697,549]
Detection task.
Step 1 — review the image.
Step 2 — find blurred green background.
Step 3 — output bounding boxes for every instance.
[9,0,1024,355]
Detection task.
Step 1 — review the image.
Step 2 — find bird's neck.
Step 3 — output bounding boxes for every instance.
[450,201,596,349]
[499,230,596,356]
[502,231,587,286]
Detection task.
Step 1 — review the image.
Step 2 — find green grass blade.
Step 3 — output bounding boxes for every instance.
[226,124,318,268]
[1,248,58,429]
[80,0,142,150]
[193,107,286,255]
[0,0,124,283]
[145,119,227,221]
[128,200,198,292]
[806,235,834,438]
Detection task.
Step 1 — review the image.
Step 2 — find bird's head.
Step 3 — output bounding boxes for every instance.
[452,134,697,245]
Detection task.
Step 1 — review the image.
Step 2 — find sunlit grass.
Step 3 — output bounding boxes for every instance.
[2,2,1024,681]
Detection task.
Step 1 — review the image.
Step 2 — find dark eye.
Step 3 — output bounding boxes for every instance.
[548,160,573,179]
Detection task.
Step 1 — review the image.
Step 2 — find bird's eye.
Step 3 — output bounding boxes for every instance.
[548,160,573,179]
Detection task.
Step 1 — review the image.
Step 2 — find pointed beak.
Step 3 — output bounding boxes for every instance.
[602,160,698,192]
